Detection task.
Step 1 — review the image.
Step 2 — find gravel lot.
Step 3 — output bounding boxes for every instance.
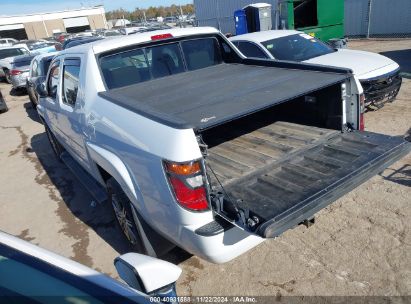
[0,39,410,298]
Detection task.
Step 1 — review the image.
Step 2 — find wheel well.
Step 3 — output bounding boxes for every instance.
[96,164,111,183]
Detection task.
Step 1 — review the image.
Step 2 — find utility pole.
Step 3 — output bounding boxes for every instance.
[367,0,373,38]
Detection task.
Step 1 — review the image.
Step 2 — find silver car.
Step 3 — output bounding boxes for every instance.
[9,54,36,90]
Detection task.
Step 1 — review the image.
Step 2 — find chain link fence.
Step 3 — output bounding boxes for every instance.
[345,0,411,38]
[194,0,411,38]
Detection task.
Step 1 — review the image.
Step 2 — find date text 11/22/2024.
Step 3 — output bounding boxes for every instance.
[149,296,257,303]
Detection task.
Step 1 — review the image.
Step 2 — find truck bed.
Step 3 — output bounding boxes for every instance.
[205,121,411,238]
[207,121,338,186]
[99,63,348,131]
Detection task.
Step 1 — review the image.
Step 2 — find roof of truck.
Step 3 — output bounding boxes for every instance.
[60,27,220,55]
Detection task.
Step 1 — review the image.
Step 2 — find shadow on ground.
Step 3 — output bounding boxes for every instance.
[30,132,192,265]
[24,102,42,123]
[380,164,411,187]
[380,49,411,78]
[31,132,130,255]
[9,87,27,96]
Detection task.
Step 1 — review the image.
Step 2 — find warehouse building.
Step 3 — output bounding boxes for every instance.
[0,6,107,40]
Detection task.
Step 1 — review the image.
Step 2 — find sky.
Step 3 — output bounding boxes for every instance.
[0,0,193,15]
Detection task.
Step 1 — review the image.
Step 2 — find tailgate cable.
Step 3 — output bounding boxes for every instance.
[198,135,260,231]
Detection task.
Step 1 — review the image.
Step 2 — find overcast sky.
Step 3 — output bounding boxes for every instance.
[0,0,192,15]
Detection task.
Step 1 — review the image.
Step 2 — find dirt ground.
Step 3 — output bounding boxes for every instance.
[0,39,410,299]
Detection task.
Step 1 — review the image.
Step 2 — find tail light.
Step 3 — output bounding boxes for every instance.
[164,160,209,211]
[359,94,365,131]
[10,69,22,76]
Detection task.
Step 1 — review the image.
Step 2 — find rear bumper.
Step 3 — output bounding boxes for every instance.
[11,73,29,89]
[361,70,402,108]
[179,223,264,264]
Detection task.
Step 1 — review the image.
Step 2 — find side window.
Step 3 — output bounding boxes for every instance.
[47,60,60,98]
[31,60,38,77]
[237,42,269,59]
[20,48,29,55]
[62,59,80,106]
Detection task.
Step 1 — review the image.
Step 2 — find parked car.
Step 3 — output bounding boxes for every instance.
[0,46,30,83]
[62,36,104,50]
[101,30,122,37]
[74,31,95,37]
[36,27,411,264]
[230,30,402,109]
[0,230,181,303]
[14,40,57,54]
[9,54,36,90]
[0,38,18,47]
[27,52,56,108]
[164,16,178,23]
[119,27,148,35]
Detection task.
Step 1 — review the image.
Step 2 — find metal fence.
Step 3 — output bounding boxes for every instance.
[345,0,411,38]
[195,0,411,38]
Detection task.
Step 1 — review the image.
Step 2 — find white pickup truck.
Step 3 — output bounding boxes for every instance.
[36,27,411,264]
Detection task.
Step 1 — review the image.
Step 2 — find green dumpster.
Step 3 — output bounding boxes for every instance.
[279,0,344,42]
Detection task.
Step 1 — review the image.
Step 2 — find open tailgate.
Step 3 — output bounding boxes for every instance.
[214,131,411,238]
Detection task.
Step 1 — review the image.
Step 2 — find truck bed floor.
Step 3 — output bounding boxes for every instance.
[207,121,339,187]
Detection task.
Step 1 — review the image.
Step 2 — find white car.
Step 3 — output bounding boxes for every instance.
[0,230,181,302]
[0,46,31,83]
[230,30,402,109]
[0,38,18,47]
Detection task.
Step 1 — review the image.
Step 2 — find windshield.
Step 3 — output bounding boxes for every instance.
[101,37,223,89]
[261,33,335,61]
[13,60,33,68]
[0,48,28,60]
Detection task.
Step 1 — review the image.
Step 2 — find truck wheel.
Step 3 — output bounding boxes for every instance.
[107,178,146,254]
[3,69,11,84]
[27,85,37,109]
[45,125,63,160]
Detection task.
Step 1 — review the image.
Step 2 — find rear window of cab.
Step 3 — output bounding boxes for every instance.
[100,37,223,90]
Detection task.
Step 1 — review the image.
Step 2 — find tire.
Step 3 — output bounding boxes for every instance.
[107,178,147,254]
[27,85,37,109]
[45,125,63,160]
[3,69,11,84]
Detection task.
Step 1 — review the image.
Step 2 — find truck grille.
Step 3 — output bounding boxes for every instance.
[360,70,402,109]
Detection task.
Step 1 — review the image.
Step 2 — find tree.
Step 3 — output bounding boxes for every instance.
[106,3,195,21]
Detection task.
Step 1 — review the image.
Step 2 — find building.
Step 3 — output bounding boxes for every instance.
[0,6,107,40]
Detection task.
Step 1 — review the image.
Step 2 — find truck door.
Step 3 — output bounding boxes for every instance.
[55,57,90,170]
[43,59,62,141]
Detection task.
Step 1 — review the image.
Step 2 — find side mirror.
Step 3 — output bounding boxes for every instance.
[114,253,182,296]
[35,82,48,98]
